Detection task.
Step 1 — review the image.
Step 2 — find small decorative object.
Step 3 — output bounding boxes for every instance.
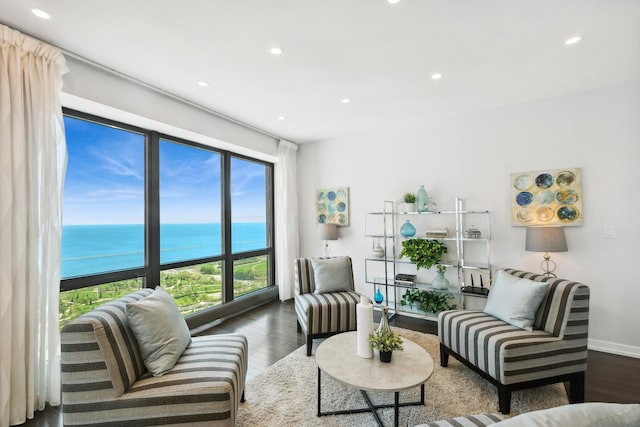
[376,305,392,335]
[316,186,349,226]
[399,238,447,270]
[416,185,429,212]
[465,227,481,239]
[368,327,403,363]
[400,220,416,237]
[432,265,450,290]
[399,193,416,213]
[374,288,384,305]
[372,240,385,258]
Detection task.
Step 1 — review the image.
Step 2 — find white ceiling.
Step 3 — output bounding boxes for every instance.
[2,0,639,143]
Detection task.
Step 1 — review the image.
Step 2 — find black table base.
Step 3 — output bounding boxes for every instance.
[317,367,425,427]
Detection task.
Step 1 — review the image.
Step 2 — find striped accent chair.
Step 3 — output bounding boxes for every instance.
[438,269,589,414]
[61,288,248,426]
[294,257,361,356]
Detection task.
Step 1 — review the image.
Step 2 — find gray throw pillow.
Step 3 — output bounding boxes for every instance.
[483,270,549,331]
[311,257,352,294]
[126,286,192,376]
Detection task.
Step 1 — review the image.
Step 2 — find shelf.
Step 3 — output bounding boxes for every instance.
[365,197,492,319]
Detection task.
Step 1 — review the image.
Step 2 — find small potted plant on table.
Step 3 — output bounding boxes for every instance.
[368,330,404,363]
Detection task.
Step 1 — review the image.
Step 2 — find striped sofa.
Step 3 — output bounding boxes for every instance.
[61,288,248,426]
[438,269,589,414]
[294,257,361,356]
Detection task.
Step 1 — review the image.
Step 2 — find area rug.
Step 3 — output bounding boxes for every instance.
[236,327,569,426]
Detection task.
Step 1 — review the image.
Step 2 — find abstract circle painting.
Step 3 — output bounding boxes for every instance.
[510,168,582,226]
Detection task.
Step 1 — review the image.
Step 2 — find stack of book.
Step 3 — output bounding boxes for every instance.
[425,228,449,238]
[395,274,417,285]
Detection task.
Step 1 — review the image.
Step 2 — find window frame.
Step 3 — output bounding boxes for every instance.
[60,108,275,311]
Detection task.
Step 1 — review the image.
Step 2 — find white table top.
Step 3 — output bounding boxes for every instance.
[316,331,434,392]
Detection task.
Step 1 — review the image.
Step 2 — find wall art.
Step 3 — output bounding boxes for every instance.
[316,187,349,226]
[511,167,582,226]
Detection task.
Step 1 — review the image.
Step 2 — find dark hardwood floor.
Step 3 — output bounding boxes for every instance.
[21,299,640,426]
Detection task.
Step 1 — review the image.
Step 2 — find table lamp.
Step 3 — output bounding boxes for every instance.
[318,223,338,258]
[525,226,568,277]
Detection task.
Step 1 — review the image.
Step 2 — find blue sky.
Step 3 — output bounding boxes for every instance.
[63,116,267,225]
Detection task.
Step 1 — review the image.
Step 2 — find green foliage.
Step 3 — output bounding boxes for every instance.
[400,288,457,313]
[403,192,416,203]
[199,263,218,275]
[368,330,404,352]
[59,258,268,329]
[399,238,448,270]
[436,264,446,274]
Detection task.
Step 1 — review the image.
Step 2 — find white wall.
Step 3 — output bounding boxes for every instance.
[61,57,278,162]
[297,81,640,357]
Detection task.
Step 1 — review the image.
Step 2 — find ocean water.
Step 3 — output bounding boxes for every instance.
[61,223,267,278]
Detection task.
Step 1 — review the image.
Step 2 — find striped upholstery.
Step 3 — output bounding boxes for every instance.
[61,290,248,426]
[415,413,506,427]
[294,257,360,355]
[438,269,589,413]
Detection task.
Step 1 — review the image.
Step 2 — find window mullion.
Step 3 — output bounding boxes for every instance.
[222,153,234,302]
[146,131,161,287]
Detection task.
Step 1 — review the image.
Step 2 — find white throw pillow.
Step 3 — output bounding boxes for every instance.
[493,403,640,427]
[483,270,549,331]
[311,257,352,294]
[126,286,192,376]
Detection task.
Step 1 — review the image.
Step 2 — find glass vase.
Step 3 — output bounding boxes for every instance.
[377,306,392,335]
[417,185,429,212]
[374,288,384,305]
[432,270,450,290]
[400,220,416,237]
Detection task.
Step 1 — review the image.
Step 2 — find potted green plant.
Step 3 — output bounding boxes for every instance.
[368,329,404,362]
[399,238,448,270]
[401,289,457,314]
[399,192,417,212]
[400,288,422,310]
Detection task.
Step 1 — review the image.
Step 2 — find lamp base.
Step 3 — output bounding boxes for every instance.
[540,253,557,277]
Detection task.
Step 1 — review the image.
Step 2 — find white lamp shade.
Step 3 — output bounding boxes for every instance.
[317,223,338,241]
[525,227,568,253]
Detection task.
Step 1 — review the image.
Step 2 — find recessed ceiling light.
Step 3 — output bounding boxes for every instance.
[197,81,209,87]
[388,0,401,4]
[341,98,351,104]
[31,8,50,20]
[431,73,443,80]
[277,116,286,121]
[565,35,582,46]
[270,47,283,55]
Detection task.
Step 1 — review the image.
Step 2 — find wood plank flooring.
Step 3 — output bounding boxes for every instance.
[20,299,640,426]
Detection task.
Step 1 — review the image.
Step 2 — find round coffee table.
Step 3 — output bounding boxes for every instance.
[316,331,434,427]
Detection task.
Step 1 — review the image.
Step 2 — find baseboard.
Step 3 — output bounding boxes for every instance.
[588,338,640,359]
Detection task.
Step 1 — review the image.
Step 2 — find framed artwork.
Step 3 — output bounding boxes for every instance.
[511,167,582,226]
[316,187,349,226]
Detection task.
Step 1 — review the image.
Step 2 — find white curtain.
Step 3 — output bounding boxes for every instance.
[274,139,299,301]
[0,25,68,427]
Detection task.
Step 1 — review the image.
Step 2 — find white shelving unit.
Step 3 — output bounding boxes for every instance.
[364,197,492,320]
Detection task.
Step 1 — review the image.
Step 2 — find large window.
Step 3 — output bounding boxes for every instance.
[60,110,274,325]
[62,116,145,278]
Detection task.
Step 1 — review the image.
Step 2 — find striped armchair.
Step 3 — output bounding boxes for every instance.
[61,288,248,426]
[438,269,589,414]
[294,257,361,356]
